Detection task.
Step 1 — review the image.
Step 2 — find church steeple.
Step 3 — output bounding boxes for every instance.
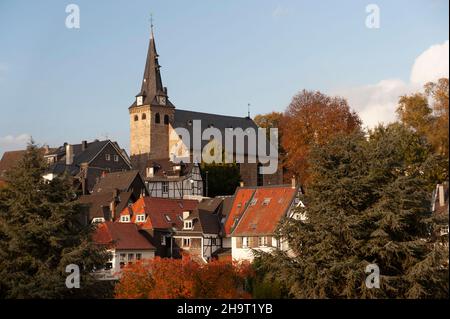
[134,24,173,108]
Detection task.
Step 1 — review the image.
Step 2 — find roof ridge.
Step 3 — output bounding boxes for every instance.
[176,109,254,121]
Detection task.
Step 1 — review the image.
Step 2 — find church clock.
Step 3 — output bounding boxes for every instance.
[136,96,144,106]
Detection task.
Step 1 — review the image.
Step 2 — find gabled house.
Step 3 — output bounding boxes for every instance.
[92,170,148,200]
[225,181,302,262]
[172,198,223,263]
[117,197,199,258]
[142,158,203,199]
[77,191,133,224]
[92,221,155,280]
[43,139,131,194]
[0,146,55,185]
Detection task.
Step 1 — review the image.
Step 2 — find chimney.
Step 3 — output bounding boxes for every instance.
[183,211,190,220]
[81,140,88,151]
[291,176,296,189]
[240,181,244,187]
[65,144,74,165]
[109,200,116,221]
[103,206,112,221]
[438,184,445,207]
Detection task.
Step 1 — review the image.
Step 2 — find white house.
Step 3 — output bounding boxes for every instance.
[92,221,155,280]
[224,183,301,262]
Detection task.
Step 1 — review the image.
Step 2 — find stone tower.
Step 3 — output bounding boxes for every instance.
[129,27,175,171]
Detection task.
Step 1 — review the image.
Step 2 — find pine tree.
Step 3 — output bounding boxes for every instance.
[255,124,448,298]
[0,142,110,298]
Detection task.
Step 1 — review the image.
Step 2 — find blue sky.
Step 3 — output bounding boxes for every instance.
[0,0,448,156]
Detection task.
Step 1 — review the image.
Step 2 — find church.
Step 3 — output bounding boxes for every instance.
[128,26,283,194]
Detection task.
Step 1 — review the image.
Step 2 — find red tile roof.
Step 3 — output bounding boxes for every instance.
[92,221,154,250]
[228,186,298,236]
[119,197,199,230]
[223,188,255,236]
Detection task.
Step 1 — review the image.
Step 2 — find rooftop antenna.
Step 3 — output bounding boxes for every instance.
[247,103,251,118]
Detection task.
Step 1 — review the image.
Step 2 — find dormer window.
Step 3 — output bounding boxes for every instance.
[262,198,271,206]
[184,220,193,230]
[164,214,171,222]
[136,214,146,223]
[120,215,130,223]
[146,167,154,178]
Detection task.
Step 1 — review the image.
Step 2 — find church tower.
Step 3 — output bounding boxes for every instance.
[129,26,175,171]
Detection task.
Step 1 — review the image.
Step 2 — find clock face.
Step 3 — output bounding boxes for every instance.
[159,96,166,105]
[137,96,143,106]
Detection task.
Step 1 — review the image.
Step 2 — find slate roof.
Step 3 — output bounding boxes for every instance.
[93,222,155,250]
[48,140,110,167]
[78,191,133,220]
[228,185,299,236]
[173,109,259,154]
[145,158,195,180]
[92,170,142,194]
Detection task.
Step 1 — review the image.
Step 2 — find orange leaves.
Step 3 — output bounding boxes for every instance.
[281,90,361,186]
[114,257,254,299]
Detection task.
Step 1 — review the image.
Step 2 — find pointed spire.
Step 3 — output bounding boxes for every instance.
[138,17,166,105]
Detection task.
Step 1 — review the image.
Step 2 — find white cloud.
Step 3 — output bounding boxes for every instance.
[332,40,449,128]
[272,5,289,19]
[411,40,449,84]
[0,134,31,156]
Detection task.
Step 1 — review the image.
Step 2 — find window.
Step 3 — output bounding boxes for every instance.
[136,214,145,222]
[162,182,169,194]
[262,198,271,206]
[146,167,154,178]
[242,237,248,248]
[164,114,169,125]
[161,235,166,246]
[120,253,126,268]
[184,220,193,230]
[164,214,171,222]
[134,115,139,121]
[127,253,134,264]
[136,253,142,260]
[155,113,160,124]
[142,113,146,120]
[259,236,270,247]
[105,154,111,161]
[250,198,258,206]
[211,238,217,245]
[182,238,190,248]
[120,215,130,223]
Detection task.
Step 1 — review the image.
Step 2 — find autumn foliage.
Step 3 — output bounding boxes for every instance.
[114,256,254,299]
[281,90,361,186]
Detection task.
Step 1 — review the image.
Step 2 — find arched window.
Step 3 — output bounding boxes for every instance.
[164,114,169,125]
[155,113,160,124]
[134,115,139,121]
[142,113,146,120]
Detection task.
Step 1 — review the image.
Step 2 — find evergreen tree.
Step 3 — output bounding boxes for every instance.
[0,142,110,298]
[255,124,448,298]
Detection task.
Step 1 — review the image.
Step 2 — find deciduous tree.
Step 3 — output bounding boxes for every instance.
[282,90,361,186]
